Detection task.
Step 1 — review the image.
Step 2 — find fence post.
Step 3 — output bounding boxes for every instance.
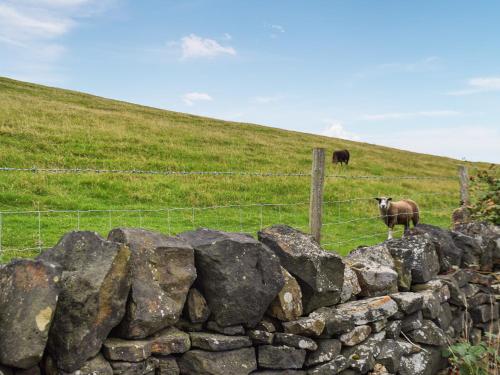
[458,165,470,206]
[309,148,325,243]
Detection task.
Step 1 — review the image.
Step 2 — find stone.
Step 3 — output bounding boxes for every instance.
[398,346,447,375]
[346,259,398,298]
[340,265,362,303]
[401,311,423,333]
[333,296,399,325]
[13,367,40,375]
[411,279,450,303]
[267,267,303,322]
[252,371,306,375]
[307,355,348,375]
[109,358,158,375]
[389,292,423,314]
[346,243,395,268]
[305,339,341,366]
[436,275,467,307]
[156,356,179,375]
[406,320,447,346]
[282,313,326,337]
[450,310,472,339]
[257,345,306,370]
[255,318,277,333]
[417,291,441,320]
[340,325,372,346]
[185,288,210,324]
[341,338,381,374]
[178,348,257,375]
[174,319,203,332]
[461,283,480,298]
[313,307,354,336]
[108,228,196,338]
[376,339,401,373]
[258,225,344,313]
[189,332,252,351]
[45,354,113,375]
[454,222,500,271]
[0,366,12,375]
[450,231,483,269]
[180,228,284,327]
[206,321,246,335]
[434,303,452,330]
[151,327,191,355]
[408,224,463,272]
[469,303,499,323]
[448,268,471,287]
[464,269,493,286]
[385,320,402,339]
[370,319,387,333]
[469,292,495,306]
[470,328,482,345]
[38,231,131,372]
[395,339,421,356]
[248,330,274,345]
[274,333,317,351]
[0,259,61,369]
[102,338,152,362]
[386,235,440,284]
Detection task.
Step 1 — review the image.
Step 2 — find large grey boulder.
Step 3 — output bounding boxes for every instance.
[179,229,284,327]
[408,224,463,272]
[346,243,395,268]
[454,222,500,271]
[38,231,131,372]
[178,348,257,374]
[385,234,440,284]
[108,228,196,338]
[345,259,398,297]
[450,231,483,269]
[0,259,61,369]
[258,225,344,313]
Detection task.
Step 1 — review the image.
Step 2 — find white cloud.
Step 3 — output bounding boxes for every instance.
[378,56,441,73]
[361,110,461,121]
[321,121,361,141]
[271,24,285,33]
[182,92,213,106]
[180,34,236,59]
[448,77,500,96]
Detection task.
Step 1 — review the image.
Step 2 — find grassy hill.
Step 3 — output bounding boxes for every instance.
[0,76,489,261]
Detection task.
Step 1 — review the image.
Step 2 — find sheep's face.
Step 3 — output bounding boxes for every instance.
[375,197,392,210]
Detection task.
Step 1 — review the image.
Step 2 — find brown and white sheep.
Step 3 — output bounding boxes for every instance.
[375,197,420,239]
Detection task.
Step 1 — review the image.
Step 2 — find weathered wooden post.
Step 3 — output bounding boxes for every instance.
[458,165,470,206]
[309,148,325,243]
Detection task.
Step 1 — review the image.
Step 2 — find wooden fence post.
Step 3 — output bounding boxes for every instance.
[458,165,470,206]
[309,148,325,243]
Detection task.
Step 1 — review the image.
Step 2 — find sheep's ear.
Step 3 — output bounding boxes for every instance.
[374,198,381,202]
[388,197,392,201]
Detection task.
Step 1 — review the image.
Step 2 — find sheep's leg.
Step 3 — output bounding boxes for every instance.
[387,226,394,240]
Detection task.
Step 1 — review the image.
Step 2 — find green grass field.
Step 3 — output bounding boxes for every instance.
[0,76,490,262]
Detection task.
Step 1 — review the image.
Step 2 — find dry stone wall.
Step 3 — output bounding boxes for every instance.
[0,222,499,375]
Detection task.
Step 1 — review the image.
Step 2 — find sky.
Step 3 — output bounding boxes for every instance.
[1,0,499,163]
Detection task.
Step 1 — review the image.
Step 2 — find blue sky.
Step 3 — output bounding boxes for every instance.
[1,0,499,163]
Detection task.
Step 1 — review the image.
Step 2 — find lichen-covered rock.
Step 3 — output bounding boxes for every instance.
[454,222,500,271]
[38,231,131,372]
[370,319,387,333]
[376,339,401,373]
[408,224,463,272]
[385,235,440,284]
[179,229,284,327]
[398,346,447,375]
[390,292,423,314]
[434,303,453,330]
[313,307,355,336]
[248,330,274,345]
[333,296,398,325]
[206,321,246,335]
[0,259,61,369]
[102,338,152,362]
[307,355,348,375]
[385,320,402,340]
[340,325,371,346]
[436,275,466,307]
[267,267,303,322]
[109,358,158,375]
[347,243,395,268]
[341,338,381,374]
[45,354,113,375]
[282,313,326,337]
[401,311,423,333]
[257,345,306,370]
[273,333,317,351]
[469,303,499,323]
[151,327,191,355]
[450,231,483,269]
[411,279,451,303]
[305,339,341,366]
[258,225,344,313]
[156,356,180,375]
[108,228,196,338]
[189,332,252,351]
[406,320,447,346]
[340,265,361,303]
[185,288,210,324]
[178,348,257,375]
[345,259,398,298]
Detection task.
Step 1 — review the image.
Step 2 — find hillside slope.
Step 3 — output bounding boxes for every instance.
[0,76,487,259]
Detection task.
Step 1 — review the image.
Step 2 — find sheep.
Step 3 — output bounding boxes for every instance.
[375,197,420,240]
[332,150,350,166]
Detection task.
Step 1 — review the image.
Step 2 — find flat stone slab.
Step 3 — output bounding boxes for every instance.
[248,330,274,345]
[257,345,306,370]
[334,296,398,325]
[307,355,348,375]
[406,320,447,346]
[340,325,372,346]
[305,339,341,367]
[178,348,257,375]
[150,327,191,355]
[189,332,252,351]
[390,292,424,314]
[281,313,326,337]
[102,338,152,362]
[273,333,317,351]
